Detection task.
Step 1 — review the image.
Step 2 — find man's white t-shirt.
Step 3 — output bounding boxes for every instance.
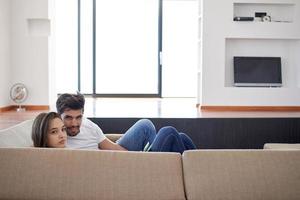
[66,118,106,149]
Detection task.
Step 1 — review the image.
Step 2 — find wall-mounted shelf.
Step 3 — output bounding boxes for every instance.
[229,20,299,41]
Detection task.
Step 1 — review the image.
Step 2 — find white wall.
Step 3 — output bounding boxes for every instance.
[10,0,50,105]
[3,0,300,108]
[0,0,11,107]
[48,0,57,110]
[199,0,300,106]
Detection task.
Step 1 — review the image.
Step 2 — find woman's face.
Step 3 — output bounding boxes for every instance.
[47,117,67,148]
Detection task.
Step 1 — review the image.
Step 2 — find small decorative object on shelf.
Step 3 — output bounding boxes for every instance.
[234,3,295,23]
[255,12,267,18]
[262,15,271,22]
[233,16,254,21]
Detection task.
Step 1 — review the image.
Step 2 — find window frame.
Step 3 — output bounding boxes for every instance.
[78,0,163,97]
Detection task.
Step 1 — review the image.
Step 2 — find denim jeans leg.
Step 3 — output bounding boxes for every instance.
[179,133,197,150]
[116,119,156,151]
[150,126,186,154]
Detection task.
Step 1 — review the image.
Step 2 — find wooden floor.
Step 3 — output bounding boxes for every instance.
[83,97,300,118]
[0,110,45,130]
[1,97,300,130]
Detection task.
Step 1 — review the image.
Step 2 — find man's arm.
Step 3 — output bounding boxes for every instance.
[99,139,127,151]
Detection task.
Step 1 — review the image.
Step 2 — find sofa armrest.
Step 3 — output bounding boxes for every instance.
[264,143,300,149]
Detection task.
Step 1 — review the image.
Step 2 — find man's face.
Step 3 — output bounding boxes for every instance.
[60,109,83,136]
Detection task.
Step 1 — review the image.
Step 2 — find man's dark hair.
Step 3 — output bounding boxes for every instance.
[56,93,85,115]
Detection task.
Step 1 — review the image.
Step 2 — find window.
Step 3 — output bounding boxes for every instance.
[54,0,78,93]
[55,0,197,97]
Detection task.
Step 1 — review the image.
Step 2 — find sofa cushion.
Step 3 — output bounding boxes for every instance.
[0,148,185,200]
[0,120,122,147]
[182,150,300,200]
[0,119,33,147]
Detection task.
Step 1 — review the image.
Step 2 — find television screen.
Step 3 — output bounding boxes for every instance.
[233,56,282,87]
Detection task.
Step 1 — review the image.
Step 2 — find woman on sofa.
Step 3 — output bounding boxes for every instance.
[31,112,196,153]
[31,112,67,148]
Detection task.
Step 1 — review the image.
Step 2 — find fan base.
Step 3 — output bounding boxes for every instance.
[16,107,26,112]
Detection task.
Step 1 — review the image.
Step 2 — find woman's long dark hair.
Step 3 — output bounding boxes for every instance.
[31,112,61,147]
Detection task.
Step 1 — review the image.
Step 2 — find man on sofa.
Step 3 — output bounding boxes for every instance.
[56,93,196,152]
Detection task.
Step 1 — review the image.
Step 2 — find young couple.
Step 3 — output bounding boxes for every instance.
[31,93,196,154]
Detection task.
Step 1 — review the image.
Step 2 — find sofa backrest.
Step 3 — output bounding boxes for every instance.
[0,120,33,147]
[182,150,300,200]
[0,148,185,200]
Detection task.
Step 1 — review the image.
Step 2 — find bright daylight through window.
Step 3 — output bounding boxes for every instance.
[55,0,197,97]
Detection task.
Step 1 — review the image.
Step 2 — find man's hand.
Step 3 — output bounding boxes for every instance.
[99,139,127,151]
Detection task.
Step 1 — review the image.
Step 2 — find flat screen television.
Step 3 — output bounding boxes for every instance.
[233,56,282,87]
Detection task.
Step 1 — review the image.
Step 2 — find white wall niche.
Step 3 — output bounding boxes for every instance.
[233,2,295,23]
[225,38,300,89]
[27,18,50,37]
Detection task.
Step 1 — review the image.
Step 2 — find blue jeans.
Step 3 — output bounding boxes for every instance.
[150,126,197,154]
[116,119,196,153]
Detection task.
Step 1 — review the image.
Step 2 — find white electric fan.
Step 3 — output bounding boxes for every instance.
[10,83,28,112]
